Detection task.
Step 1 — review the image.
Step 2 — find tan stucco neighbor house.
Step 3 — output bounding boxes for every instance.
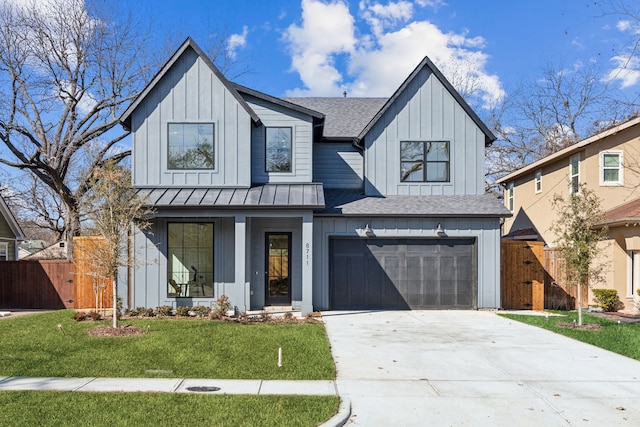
[497,116,640,310]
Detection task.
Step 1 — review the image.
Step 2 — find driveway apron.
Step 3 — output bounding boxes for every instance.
[322,310,640,426]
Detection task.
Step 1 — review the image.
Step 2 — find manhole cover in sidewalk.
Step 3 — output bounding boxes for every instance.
[186,386,221,392]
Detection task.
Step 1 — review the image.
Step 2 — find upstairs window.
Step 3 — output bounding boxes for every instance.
[0,242,7,261]
[534,169,542,193]
[569,155,580,194]
[507,182,514,212]
[168,123,214,170]
[400,141,450,182]
[600,151,623,185]
[266,127,292,172]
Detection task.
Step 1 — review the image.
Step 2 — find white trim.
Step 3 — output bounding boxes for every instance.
[534,169,542,194]
[507,182,514,212]
[629,251,640,298]
[599,150,624,186]
[0,242,8,261]
[569,155,580,194]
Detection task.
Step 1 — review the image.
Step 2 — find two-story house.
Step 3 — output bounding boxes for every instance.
[497,116,640,310]
[119,38,510,314]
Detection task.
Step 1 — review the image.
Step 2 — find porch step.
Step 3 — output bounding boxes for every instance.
[262,306,293,312]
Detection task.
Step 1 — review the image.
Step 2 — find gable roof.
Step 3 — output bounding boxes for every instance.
[0,195,25,241]
[357,55,496,147]
[284,97,387,140]
[231,83,325,120]
[497,116,640,185]
[120,37,260,130]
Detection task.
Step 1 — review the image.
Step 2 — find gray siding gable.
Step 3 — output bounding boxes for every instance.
[358,55,495,147]
[120,37,259,129]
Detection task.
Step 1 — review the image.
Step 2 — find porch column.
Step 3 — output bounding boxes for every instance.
[235,214,248,312]
[301,212,313,315]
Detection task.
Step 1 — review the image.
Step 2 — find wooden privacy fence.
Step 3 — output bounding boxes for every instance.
[501,241,589,310]
[0,260,74,309]
[0,236,112,310]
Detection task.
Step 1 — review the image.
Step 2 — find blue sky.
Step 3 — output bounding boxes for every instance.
[134,0,640,109]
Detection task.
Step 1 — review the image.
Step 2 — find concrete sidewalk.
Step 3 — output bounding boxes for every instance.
[0,376,338,395]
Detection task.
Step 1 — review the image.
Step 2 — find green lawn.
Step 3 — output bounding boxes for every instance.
[500,311,640,361]
[0,310,335,379]
[0,391,339,427]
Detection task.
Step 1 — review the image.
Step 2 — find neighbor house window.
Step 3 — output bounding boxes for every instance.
[0,242,8,261]
[569,155,580,194]
[400,141,450,182]
[535,169,542,194]
[168,123,214,169]
[167,223,214,298]
[600,151,623,185]
[507,182,514,212]
[266,127,292,172]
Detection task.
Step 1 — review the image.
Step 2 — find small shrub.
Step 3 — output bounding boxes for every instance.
[592,288,621,312]
[175,305,190,316]
[154,305,173,317]
[124,308,139,317]
[191,305,211,318]
[211,295,231,319]
[72,311,102,322]
[136,307,155,317]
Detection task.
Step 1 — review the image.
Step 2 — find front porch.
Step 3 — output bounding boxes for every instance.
[129,211,315,314]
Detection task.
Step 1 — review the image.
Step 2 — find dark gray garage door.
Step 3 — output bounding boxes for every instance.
[330,238,476,310]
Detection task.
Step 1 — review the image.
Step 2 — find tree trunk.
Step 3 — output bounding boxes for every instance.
[577,280,583,326]
[112,276,118,328]
[63,206,82,261]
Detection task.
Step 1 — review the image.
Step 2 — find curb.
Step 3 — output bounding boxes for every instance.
[318,398,351,427]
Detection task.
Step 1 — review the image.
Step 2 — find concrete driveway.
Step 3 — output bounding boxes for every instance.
[322,310,640,426]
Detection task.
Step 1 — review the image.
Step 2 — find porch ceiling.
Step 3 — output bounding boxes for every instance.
[137,183,325,209]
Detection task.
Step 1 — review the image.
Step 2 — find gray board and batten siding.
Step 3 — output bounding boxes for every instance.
[245,95,314,184]
[312,216,502,310]
[363,66,486,196]
[127,45,253,188]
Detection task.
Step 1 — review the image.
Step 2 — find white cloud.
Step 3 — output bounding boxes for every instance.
[283,0,504,106]
[606,55,640,88]
[414,0,446,9]
[359,1,413,38]
[227,26,249,59]
[617,20,631,32]
[283,0,357,96]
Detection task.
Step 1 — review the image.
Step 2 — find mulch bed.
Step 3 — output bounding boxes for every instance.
[87,324,144,337]
[557,322,603,330]
[589,312,640,324]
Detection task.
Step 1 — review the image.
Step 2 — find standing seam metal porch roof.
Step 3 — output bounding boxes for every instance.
[137,184,325,209]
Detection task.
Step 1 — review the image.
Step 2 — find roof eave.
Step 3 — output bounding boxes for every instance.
[119,37,261,130]
[356,55,496,145]
[497,116,640,185]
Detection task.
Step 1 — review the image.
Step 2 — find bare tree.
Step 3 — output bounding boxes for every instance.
[81,160,152,328]
[0,0,151,256]
[485,61,627,192]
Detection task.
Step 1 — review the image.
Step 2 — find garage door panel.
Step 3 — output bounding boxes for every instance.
[330,238,476,310]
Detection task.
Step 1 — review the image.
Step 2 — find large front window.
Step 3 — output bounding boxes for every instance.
[266,127,292,172]
[167,223,214,297]
[400,141,450,182]
[168,123,214,169]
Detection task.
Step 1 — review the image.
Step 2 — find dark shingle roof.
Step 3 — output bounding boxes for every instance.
[284,98,387,139]
[318,190,511,217]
